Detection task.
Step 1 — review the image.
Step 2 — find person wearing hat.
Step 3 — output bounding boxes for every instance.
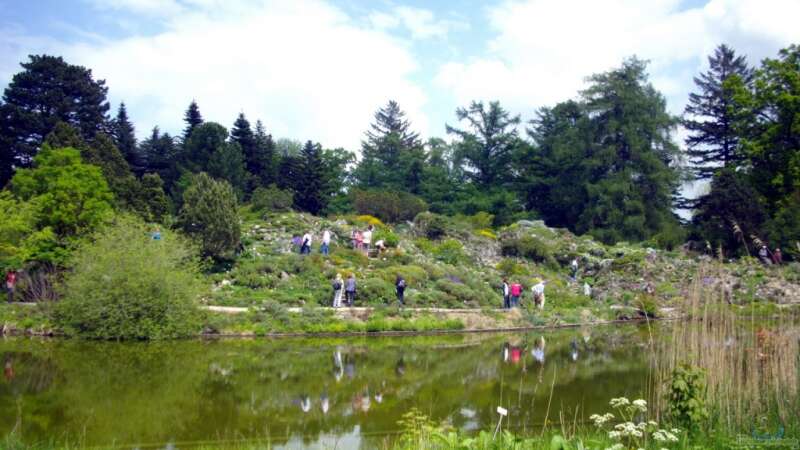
[531,279,546,310]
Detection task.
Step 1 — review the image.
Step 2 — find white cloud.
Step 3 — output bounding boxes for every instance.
[368,5,467,40]
[435,0,800,117]
[7,0,429,151]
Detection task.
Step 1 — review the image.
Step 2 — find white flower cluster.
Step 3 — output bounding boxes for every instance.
[590,413,615,427]
[632,399,648,412]
[604,444,624,450]
[609,397,630,408]
[652,429,680,442]
[608,421,644,439]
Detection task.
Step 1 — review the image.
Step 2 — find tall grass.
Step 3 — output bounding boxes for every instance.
[651,261,800,435]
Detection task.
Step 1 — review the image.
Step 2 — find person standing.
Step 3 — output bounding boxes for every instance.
[345,273,357,306]
[301,231,312,255]
[502,278,510,309]
[510,281,522,308]
[332,273,344,308]
[355,230,363,251]
[532,279,546,310]
[772,248,783,265]
[362,225,373,255]
[395,275,406,306]
[321,229,332,256]
[5,270,17,304]
[570,258,579,280]
[758,245,772,265]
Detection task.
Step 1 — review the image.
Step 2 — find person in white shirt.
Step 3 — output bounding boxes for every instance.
[362,225,373,254]
[532,280,546,309]
[321,229,332,256]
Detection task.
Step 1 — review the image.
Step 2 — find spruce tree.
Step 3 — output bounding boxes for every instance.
[353,100,425,190]
[207,142,247,198]
[294,140,328,214]
[139,127,180,190]
[254,120,278,186]
[446,101,521,188]
[112,102,141,174]
[181,100,203,144]
[684,44,753,180]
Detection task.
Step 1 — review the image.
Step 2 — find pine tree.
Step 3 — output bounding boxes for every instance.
[112,102,141,174]
[207,142,247,198]
[353,100,425,190]
[139,127,180,190]
[181,100,203,144]
[182,122,227,173]
[294,140,328,214]
[0,55,111,185]
[446,101,521,188]
[230,113,264,191]
[684,44,753,180]
[254,120,278,186]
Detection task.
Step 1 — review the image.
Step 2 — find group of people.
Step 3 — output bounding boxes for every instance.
[350,225,387,255]
[758,245,784,266]
[292,229,333,256]
[330,273,406,307]
[501,278,546,310]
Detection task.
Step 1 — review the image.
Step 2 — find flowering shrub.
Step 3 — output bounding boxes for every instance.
[590,397,681,450]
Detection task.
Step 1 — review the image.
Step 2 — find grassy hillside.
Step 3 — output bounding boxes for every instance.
[203,208,800,330]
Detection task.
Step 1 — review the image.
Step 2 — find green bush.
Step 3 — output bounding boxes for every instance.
[358,277,395,305]
[374,229,400,247]
[667,364,709,434]
[178,173,241,260]
[501,235,557,267]
[414,212,449,239]
[432,239,467,265]
[56,216,203,339]
[352,190,427,223]
[251,184,294,212]
[378,265,428,286]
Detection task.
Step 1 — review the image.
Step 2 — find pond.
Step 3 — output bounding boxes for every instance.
[0,324,657,449]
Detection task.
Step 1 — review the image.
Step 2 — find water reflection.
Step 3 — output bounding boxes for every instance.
[0,326,659,448]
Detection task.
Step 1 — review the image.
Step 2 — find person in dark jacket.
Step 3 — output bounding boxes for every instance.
[345,274,357,306]
[395,275,406,306]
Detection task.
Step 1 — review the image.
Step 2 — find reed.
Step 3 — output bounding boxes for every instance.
[651,261,800,435]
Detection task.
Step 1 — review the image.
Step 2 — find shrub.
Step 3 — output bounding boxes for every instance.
[358,277,395,305]
[467,211,494,230]
[374,229,399,247]
[433,239,467,265]
[476,229,497,240]
[56,216,202,339]
[355,214,385,228]
[501,235,557,267]
[352,190,427,223]
[178,173,241,260]
[414,212,448,239]
[251,184,293,212]
[496,258,527,277]
[667,364,709,434]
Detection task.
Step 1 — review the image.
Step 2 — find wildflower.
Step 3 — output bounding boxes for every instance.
[632,399,647,412]
[609,397,630,408]
[604,444,624,450]
[590,413,615,427]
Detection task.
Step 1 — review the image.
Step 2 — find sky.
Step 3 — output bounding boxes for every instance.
[1,0,799,154]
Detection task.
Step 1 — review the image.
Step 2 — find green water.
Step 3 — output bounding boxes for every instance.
[0,325,655,449]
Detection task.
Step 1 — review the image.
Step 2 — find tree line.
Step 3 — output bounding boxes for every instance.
[1,43,799,267]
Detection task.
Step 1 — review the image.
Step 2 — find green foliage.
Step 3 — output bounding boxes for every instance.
[501,235,557,267]
[496,258,527,277]
[667,364,709,434]
[353,101,426,194]
[207,140,247,197]
[359,277,395,305]
[0,54,110,186]
[414,212,448,239]
[56,216,202,339]
[447,100,522,188]
[293,141,328,214]
[250,184,293,212]
[432,239,467,265]
[178,173,241,260]
[374,229,400,247]
[10,146,113,245]
[137,173,169,222]
[352,189,427,223]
